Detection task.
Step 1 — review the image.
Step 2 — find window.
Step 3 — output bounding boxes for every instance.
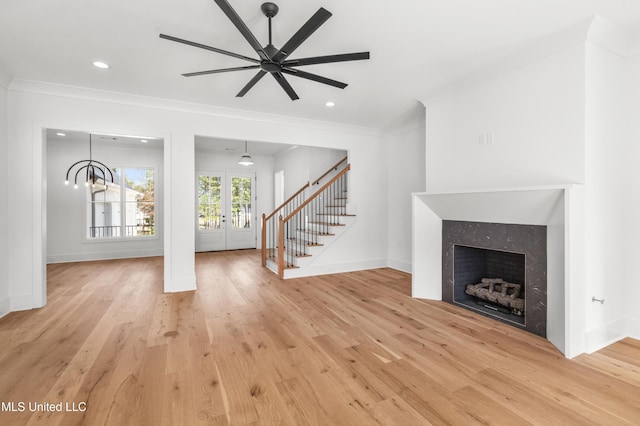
[87,167,155,239]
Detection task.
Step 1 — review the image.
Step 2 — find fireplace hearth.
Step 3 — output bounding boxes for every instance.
[442,220,547,337]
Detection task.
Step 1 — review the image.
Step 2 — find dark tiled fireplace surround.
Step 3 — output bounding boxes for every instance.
[442,220,547,337]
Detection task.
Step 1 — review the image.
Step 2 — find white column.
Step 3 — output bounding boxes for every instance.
[164,132,196,292]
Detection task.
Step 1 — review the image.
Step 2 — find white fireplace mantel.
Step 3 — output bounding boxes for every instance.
[411,185,586,358]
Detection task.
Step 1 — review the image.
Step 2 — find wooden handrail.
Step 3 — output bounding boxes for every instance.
[312,156,348,186]
[283,164,350,223]
[265,182,309,222]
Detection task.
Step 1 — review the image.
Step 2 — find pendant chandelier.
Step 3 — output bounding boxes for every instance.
[238,141,254,166]
[64,133,115,189]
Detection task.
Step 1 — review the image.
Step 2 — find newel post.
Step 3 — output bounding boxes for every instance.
[261,213,266,267]
[278,215,285,278]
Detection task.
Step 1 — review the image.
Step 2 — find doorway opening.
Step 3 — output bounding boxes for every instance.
[196,171,256,252]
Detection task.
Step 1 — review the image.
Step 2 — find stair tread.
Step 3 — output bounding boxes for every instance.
[296,230,335,236]
[308,221,346,226]
[316,213,356,216]
[287,238,324,247]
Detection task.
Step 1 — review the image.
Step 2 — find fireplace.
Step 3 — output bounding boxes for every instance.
[454,245,526,325]
[442,220,547,337]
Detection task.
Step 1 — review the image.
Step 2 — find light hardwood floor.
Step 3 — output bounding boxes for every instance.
[1,250,639,425]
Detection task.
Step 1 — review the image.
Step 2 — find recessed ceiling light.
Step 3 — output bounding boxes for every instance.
[56,132,66,136]
[140,139,148,143]
[93,61,110,69]
[325,101,335,107]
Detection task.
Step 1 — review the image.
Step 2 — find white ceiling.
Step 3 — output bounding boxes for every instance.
[3,0,640,129]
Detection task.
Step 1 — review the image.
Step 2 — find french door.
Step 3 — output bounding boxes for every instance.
[196,171,256,252]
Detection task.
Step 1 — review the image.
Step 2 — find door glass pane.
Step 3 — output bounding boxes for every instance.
[199,176,222,230]
[231,176,252,229]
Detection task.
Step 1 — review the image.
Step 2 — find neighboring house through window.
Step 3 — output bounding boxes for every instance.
[87,167,155,239]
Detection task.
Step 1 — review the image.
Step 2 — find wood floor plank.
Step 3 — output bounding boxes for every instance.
[0,250,639,425]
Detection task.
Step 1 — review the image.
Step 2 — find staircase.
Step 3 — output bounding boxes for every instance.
[262,158,355,278]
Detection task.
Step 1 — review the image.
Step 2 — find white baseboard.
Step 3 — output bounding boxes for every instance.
[0,296,10,319]
[9,294,37,312]
[584,317,628,354]
[387,259,412,274]
[283,259,387,279]
[628,317,640,340]
[47,249,164,264]
[165,276,197,293]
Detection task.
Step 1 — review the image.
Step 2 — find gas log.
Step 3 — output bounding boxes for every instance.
[465,278,524,314]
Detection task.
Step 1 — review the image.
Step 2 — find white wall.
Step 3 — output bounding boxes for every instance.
[0,79,9,317]
[6,80,384,311]
[424,43,586,192]
[273,145,347,198]
[46,136,164,263]
[384,103,426,273]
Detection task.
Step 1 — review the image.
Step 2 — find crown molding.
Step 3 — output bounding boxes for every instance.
[8,79,383,138]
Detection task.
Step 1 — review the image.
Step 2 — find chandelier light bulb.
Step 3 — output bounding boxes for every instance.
[74,184,78,189]
[64,180,69,185]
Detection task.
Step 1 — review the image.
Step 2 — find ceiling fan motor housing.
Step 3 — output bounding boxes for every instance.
[261,2,279,18]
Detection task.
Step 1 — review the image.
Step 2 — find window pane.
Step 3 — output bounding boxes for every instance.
[231,177,251,229]
[199,176,222,230]
[124,168,155,237]
[87,167,122,239]
[87,201,121,238]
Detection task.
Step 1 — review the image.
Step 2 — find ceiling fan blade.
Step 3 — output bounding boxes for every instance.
[159,34,259,63]
[272,8,332,63]
[282,52,370,67]
[281,68,347,89]
[237,70,267,97]
[272,72,299,100]
[182,65,260,77]
[213,0,270,61]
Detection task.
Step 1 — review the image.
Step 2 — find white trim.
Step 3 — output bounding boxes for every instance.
[628,317,640,340]
[283,258,388,279]
[584,317,628,354]
[387,259,412,274]
[0,297,10,319]
[9,294,36,312]
[164,276,197,293]
[9,79,381,137]
[47,249,163,264]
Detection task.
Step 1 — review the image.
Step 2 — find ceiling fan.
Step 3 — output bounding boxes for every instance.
[159,0,370,100]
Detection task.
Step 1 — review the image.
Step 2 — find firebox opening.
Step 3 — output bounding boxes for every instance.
[453,245,526,326]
